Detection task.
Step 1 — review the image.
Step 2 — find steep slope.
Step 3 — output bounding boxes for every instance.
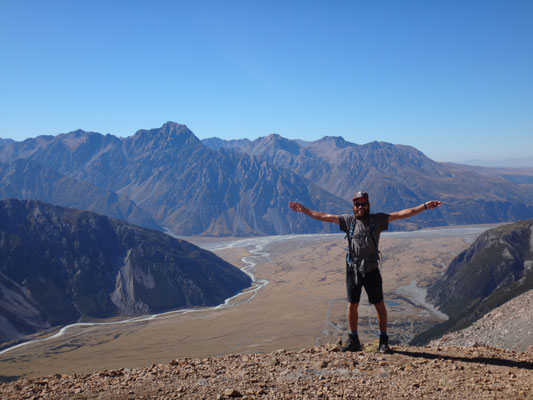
[0,123,349,236]
[0,199,251,344]
[431,289,533,352]
[0,159,161,231]
[413,219,533,344]
[209,134,533,230]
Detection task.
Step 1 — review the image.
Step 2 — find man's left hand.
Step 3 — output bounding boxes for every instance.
[425,200,442,209]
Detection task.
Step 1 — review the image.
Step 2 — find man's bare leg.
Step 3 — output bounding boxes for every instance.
[348,302,359,331]
[342,302,362,351]
[374,300,392,353]
[374,300,387,333]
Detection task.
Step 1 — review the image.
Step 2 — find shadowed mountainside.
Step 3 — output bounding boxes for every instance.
[0,199,251,344]
[413,219,533,344]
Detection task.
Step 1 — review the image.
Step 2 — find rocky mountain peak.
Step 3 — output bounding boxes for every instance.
[128,122,203,153]
[56,129,105,151]
[160,121,191,135]
[132,122,195,139]
[62,129,91,137]
[250,133,301,155]
[314,136,353,149]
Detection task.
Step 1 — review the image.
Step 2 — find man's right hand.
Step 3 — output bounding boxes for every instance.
[289,201,306,213]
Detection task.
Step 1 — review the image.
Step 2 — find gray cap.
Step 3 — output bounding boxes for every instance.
[352,191,369,201]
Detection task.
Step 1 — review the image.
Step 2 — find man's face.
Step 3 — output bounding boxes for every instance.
[353,198,370,220]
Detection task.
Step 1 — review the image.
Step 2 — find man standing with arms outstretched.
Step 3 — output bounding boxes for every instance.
[289,192,442,353]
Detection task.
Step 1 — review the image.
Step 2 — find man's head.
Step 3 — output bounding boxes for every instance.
[352,191,370,220]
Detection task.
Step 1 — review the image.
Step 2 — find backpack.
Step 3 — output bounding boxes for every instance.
[345,214,382,266]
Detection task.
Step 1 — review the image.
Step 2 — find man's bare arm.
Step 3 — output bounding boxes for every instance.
[388,200,442,222]
[289,201,339,224]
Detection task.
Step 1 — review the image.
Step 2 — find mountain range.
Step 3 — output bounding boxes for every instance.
[0,199,251,344]
[0,124,347,236]
[1,121,533,235]
[203,133,533,230]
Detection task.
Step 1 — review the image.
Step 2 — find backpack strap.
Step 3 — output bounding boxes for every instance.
[369,214,382,262]
[345,218,356,260]
[349,218,356,242]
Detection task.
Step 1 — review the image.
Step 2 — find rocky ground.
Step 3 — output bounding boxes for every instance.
[1,342,531,400]
[431,289,533,352]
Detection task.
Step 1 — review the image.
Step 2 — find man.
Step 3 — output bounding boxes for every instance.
[288,192,442,354]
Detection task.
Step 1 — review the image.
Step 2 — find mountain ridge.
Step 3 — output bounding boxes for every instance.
[0,123,349,236]
[0,158,161,230]
[203,133,533,230]
[2,122,533,236]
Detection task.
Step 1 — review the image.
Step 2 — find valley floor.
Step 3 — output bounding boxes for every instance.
[0,226,495,380]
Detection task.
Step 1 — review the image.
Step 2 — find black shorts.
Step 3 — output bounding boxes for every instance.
[346,267,383,304]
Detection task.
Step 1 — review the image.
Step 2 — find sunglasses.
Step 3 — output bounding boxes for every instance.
[353,201,369,208]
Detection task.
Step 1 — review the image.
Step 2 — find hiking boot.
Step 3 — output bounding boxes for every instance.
[379,334,392,354]
[341,334,362,352]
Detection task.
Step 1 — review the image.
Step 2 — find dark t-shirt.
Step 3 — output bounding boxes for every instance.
[338,213,389,270]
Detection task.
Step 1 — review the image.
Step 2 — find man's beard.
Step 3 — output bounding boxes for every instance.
[355,209,369,220]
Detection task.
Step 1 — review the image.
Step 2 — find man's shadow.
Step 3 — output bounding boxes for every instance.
[393,349,533,370]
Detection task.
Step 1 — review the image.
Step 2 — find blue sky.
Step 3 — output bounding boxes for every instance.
[1,1,532,163]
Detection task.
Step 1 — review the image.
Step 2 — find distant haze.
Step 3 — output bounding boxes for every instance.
[461,157,533,168]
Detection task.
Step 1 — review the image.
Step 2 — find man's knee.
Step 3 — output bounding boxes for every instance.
[348,302,359,313]
[373,300,387,313]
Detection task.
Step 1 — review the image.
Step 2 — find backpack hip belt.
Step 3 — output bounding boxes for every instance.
[346,254,379,286]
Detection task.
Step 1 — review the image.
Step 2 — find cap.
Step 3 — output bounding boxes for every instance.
[352,191,369,201]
